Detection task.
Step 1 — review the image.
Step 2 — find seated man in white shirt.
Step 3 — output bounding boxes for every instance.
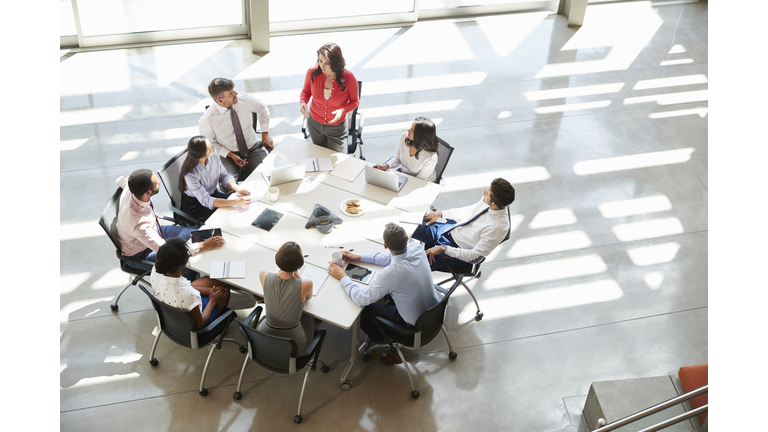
[411,178,515,271]
[199,77,273,183]
[116,169,224,279]
[326,223,439,366]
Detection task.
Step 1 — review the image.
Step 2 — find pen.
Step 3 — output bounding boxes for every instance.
[304,255,309,257]
[325,246,343,248]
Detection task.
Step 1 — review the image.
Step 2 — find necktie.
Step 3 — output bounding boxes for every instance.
[445,207,489,234]
[150,201,165,240]
[228,105,249,158]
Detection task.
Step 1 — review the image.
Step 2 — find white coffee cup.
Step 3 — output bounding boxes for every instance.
[331,251,343,266]
[268,187,279,202]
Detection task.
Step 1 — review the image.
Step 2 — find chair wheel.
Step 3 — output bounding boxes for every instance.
[475,312,483,321]
[199,388,208,397]
[362,353,371,362]
[341,381,351,390]
[233,391,242,400]
[110,304,118,312]
[449,351,457,360]
[239,345,247,353]
[294,415,302,424]
[321,365,330,373]
[411,390,420,399]
[149,358,158,367]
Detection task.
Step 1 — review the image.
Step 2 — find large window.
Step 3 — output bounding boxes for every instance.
[61,0,247,49]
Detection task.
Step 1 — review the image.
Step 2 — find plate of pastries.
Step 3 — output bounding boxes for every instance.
[340,199,366,217]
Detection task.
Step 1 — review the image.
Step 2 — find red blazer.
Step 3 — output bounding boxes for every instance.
[300,67,359,125]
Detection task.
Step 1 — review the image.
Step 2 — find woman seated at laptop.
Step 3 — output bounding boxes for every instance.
[257,241,315,351]
[151,237,231,328]
[180,135,252,223]
[373,117,439,182]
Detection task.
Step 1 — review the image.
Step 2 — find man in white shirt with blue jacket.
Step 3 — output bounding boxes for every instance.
[412,177,515,270]
[327,223,439,365]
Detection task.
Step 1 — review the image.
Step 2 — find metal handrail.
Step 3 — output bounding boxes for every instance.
[593,384,708,432]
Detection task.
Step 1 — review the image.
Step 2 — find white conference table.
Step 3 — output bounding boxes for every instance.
[187,136,441,389]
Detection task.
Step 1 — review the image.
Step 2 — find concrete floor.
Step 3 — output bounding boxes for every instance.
[59,2,708,431]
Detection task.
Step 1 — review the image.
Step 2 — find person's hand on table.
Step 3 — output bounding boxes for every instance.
[261,133,274,150]
[229,153,248,167]
[201,236,225,251]
[234,195,252,206]
[372,164,389,171]
[423,211,442,226]
[234,187,250,197]
[330,109,343,124]
[300,103,310,118]
[340,251,360,262]
[327,262,346,280]
[425,246,443,265]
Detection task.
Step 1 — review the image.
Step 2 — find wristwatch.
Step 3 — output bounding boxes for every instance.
[441,245,447,253]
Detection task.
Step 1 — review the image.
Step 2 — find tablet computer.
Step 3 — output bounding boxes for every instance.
[190,228,222,243]
[252,208,284,231]
[344,263,376,285]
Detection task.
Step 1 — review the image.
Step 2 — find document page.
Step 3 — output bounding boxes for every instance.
[211,261,246,279]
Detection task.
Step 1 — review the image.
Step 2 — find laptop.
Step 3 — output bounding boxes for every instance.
[364,165,407,192]
[261,163,307,186]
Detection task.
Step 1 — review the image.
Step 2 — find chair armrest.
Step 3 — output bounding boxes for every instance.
[296,328,326,359]
[243,306,263,328]
[195,308,237,335]
[118,252,154,269]
[168,203,200,228]
[158,215,175,223]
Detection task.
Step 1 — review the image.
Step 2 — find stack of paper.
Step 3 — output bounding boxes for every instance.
[303,157,333,172]
[329,153,367,182]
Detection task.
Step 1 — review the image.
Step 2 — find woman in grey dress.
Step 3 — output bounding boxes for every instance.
[257,241,315,351]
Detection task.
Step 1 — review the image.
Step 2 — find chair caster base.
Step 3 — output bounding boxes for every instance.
[294,415,302,424]
[149,358,158,367]
[449,351,457,360]
[475,312,483,321]
[199,388,208,397]
[233,391,242,400]
[321,364,330,373]
[362,353,371,362]
[239,345,247,353]
[411,390,420,399]
[110,304,118,312]
[341,380,351,390]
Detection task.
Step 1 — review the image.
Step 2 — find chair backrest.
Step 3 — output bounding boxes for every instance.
[157,149,189,210]
[412,282,459,348]
[347,81,363,154]
[434,137,454,184]
[238,317,299,375]
[138,283,199,348]
[99,187,125,254]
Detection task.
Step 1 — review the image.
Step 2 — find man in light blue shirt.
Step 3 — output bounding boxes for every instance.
[327,223,439,363]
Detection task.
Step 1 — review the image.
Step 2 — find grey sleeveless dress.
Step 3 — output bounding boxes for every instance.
[257,272,314,351]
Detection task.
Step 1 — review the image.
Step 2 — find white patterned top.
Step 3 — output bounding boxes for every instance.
[150,267,202,313]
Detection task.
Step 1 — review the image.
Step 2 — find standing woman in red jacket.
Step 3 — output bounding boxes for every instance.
[300,43,359,153]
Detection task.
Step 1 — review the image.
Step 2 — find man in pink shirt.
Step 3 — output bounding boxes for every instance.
[115,169,224,278]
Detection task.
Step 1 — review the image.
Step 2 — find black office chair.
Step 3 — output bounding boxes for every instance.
[301,80,365,160]
[233,306,329,424]
[98,187,171,312]
[361,282,459,399]
[138,282,240,396]
[434,137,454,185]
[434,206,513,322]
[157,149,201,228]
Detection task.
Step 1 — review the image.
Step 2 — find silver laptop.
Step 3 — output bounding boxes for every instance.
[261,163,307,186]
[364,165,407,192]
